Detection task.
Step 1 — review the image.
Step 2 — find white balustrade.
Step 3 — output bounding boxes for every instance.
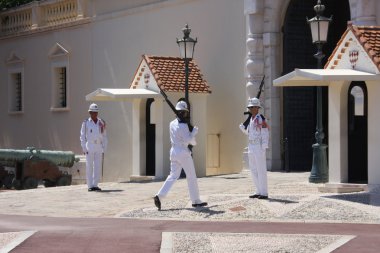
[0,0,85,36]
[44,0,78,26]
[1,10,32,34]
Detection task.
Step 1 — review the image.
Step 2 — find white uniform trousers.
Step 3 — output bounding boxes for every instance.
[248,144,268,196]
[157,151,201,204]
[86,151,102,188]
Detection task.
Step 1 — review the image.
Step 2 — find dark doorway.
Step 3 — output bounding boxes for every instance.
[146,98,155,176]
[348,81,368,183]
[282,0,350,171]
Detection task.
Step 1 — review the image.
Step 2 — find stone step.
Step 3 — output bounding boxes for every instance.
[318,183,368,193]
[129,175,155,182]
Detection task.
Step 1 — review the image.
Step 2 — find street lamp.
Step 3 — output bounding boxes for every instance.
[307,0,332,183]
[177,24,197,105]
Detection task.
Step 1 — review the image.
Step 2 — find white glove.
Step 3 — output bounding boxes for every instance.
[191,126,199,136]
[239,123,245,131]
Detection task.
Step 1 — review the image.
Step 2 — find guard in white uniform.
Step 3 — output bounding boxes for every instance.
[239,98,269,199]
[154,101,207,210]
[80,103,108,192]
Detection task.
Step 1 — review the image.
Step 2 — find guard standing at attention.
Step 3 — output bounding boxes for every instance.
[239,98,269,199]
[153,101,208,210]
[80,103,108,192]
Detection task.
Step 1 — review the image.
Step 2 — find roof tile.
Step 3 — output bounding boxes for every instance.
[131,55,211,94]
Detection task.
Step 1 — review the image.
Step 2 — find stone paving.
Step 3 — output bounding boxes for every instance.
[163,232,355,253]
[120,193,380,224]
[1,170,380,252]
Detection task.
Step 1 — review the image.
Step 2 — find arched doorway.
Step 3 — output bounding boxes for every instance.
[146,98,155,176]
[282,0,350,171]
[348,81,368,183]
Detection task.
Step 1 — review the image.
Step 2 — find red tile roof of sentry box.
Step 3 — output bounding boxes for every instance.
[131,55,211,93]
[325,23,380,71]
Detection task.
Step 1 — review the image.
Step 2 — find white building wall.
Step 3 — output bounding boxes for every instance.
[2,0,379,183]
[0,0,245,182]
[366,81,380,189]
[89,0,246,178]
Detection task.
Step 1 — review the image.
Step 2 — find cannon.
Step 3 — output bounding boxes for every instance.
[0,147,79,190]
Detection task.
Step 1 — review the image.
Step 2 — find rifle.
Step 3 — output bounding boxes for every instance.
[158,87,194,132]
[243,75,265,129]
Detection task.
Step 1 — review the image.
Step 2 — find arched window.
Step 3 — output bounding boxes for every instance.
[350,86,364,116]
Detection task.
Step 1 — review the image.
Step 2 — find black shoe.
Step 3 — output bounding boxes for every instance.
[93,186,102,192]
[153,195,161,211]
[249,194,260,199]
[192,202,208,207]
[258,195,268,199]
[88,187,94,192]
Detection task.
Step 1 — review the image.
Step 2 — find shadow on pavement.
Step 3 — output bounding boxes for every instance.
[267,198,299,204]
[161,206,225,218]
[99,189,124,193]
[323,193,380,206]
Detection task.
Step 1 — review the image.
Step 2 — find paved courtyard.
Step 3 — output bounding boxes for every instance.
[0,170,380,252]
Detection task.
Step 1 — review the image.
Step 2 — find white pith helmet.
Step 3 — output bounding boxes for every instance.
[88,103,99,112]
[247,97,261,108]
[175,101,189,111]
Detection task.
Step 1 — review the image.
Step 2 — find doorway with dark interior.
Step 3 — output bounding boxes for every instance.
[348,81,368,183]
[146,98,156,176]
[282,0,350,171]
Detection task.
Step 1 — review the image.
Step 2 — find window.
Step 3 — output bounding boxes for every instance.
[8,71,23,113]
[6,52,24,114]
[49,43,69,111]
[52,66,67,109]
[350,86,364,116]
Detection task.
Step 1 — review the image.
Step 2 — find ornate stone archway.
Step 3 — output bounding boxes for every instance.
[244,0,377,171]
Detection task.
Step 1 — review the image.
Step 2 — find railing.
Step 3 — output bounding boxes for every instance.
[44,0,78,26]
[0,0,86,36]
[1,9,32,34]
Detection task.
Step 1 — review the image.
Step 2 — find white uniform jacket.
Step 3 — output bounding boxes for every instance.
[240,114,269,149]
[80,118,108,153]
[169,118,198,156]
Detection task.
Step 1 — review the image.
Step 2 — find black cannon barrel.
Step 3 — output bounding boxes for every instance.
[0,147,79,168]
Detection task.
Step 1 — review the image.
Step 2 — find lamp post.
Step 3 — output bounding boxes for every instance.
[307,0,332,183]
[177,24,197,107]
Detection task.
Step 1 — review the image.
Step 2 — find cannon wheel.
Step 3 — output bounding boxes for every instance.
[3,174,15,189]
[56,175,71,186]
[23,177,39,189]
[43,179,56,188]
[12,178,22,190]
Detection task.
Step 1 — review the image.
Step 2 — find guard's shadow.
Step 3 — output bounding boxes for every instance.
[267,198,298,204]
[162,205,225,217]
[98,189,124,193]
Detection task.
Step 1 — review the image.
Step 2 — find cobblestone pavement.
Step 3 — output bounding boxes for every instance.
[1,170,380,252]
[164,232,355,253]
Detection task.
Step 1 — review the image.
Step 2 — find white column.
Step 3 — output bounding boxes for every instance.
[350,0,377,25]
[31,2,42,29]
[245,0,264,98]
[132,99,142,176]
[366,81,380,190]
[263,32,281,171]
[153,99,164,179]
[328,82,349,183]
[76,0,86,18]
